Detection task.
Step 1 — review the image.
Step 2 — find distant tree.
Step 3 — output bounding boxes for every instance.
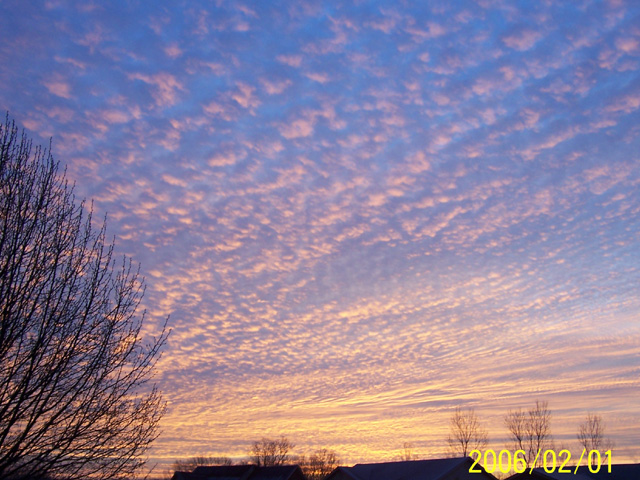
[249,437,294,466]
[505,400,554,467]
[400,442,415,461]
[299,449,339,480]
[577,413,614,452]
[526,400,554,466]
[447,407,488,457]
[0,115,169,480]
[504,408,528,456]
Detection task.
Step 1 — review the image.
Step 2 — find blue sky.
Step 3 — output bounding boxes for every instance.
[1,0,639,470]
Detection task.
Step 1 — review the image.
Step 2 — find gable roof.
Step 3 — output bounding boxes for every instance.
[506,468,593,480]
[171,465,305,480]
[595,463,640,480]
[506,463,640,480]
[326,457,496,480]
[247,465,305,480]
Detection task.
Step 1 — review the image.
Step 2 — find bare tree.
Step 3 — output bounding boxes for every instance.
[527,400,554,466]
[447,407,488,457]
[299,449,339,480]
[578,413,614,452]
[504,408,528,455]
[0,116,169,480]
[505,400,553,468]
[249,437,294,466]
[400,442,415,461]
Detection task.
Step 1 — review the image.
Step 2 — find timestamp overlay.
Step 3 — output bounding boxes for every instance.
[469,448,613,475]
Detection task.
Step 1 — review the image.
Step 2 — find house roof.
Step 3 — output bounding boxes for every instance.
[171,465,304,480]
[506,468,593,480]
[326,456,495,480]
[575,463,640,480]
[506,463,640,480]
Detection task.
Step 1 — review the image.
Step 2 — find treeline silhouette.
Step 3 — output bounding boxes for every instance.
[167,400,615,479]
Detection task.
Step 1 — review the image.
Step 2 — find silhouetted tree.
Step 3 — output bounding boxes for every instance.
[577,412,614,452]
[299,449,339,480]
[504,408,528,456]
[505,400,554,467]
[400,442,415,461]
[447,407,488,457]
[249,437,293,466]
[0,115,169,480]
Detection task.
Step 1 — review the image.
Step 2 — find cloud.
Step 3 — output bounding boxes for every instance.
[208,148,245,167]
[404,21,446,41]
[279,117,315,139]
[503,29,543,51]
[615,36,639,54]
[367,17,397,34]
[128,72,185,107]
[44,78,72,99]
[101,109,130,124]
[203,101,235,121]
[305,71,331,83]
[165,43,183,58]
[162,174,188,187]
[276,54,303,67]
[43,106,75,123]
[605,91,640,114]
[260,78,292,95]
[231,82,260,109]
[404,151,431,174]
[277,104,346,140]
[54,55,87,70]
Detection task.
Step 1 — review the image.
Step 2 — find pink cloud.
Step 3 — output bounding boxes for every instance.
[158,127,182,152]
[208,151,242,167]
[260,78,292,95]
[405,151,431,174]
[276,54,303,67]
[503,29,543,51]
[280,117,315,139]
[129,72,185,107]
[404,21,446,41]
[236,4,257,17]
[305,72,332,83]
[44,79,72,99]
[231,82,260,109]
[53,56,86,70]
[102,109,130,124]
[368,17,397,34]
[471,77,497,95]
[45,106,75,123]
[201,62,226,75]
[164,44,183,58]
[605,92,640,114]
[432,92,450,106]
[203,101,235,121]
[162,174,188,187]
[471,67,522,96]
[515,108,541,131]
[233,21,250,32]
[615,36,639,54]
[76,26,107,54]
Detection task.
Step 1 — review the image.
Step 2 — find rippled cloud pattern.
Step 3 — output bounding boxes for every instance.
[1,0,639,466]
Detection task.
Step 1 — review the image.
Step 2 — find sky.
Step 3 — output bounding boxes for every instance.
[1,0,640,473]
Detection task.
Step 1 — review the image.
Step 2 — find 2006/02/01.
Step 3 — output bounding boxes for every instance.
[469,448,613,475]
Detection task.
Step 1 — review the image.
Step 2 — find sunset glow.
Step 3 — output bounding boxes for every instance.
[1,0,639,472]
